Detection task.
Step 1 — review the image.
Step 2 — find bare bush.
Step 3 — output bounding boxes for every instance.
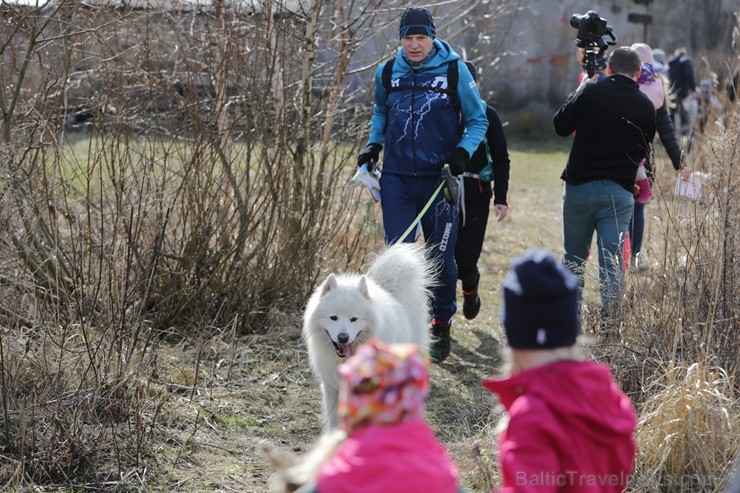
[0,0,502,488]
[0,0,381,486]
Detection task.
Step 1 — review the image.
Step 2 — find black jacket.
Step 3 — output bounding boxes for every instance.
[655,103,682,171]
[668,53,696,100]
[553,74,657,193]
[463,104,510,205]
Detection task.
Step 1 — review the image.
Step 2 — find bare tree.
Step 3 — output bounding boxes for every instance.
[0,0,509,487]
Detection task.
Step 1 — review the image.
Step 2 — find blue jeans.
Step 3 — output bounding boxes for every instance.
[562,181,634,322]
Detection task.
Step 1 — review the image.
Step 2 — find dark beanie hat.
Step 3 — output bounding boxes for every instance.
[399,7,436,39]
[502,249,581,349]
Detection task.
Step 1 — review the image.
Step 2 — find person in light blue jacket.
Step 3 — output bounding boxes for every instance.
[357,6,488,363]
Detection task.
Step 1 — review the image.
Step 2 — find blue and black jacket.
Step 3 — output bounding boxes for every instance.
[366,38,488,177]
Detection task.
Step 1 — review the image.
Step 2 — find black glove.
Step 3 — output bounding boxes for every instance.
[357,143,382,170]
[445,147,469,177]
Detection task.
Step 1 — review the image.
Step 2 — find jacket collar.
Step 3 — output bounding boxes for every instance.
[481,360,579,410]
[609,73,640,87]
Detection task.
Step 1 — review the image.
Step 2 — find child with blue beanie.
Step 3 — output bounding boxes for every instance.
[483,249,637,492]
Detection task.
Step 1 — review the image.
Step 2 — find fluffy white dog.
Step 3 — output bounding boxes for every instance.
[302,242,434,429]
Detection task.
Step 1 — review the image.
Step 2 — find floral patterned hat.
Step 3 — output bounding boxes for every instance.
[337,339,429,434]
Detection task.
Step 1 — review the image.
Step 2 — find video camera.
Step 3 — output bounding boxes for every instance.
[570,11,617,78]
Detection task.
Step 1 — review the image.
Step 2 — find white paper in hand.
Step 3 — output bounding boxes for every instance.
[351,164,381,202]
[674,172,704,200]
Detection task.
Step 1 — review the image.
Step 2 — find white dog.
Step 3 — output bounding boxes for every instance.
[302,242,434,429]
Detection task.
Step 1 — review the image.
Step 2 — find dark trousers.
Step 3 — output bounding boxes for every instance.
[455,198,490,290]
[628,202,646,255]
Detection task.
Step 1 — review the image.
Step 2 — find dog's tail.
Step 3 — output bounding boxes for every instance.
[366,242,437,300]
[260,430,347,493]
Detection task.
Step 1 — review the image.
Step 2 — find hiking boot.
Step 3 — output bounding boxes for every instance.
[430,319,451,364]
[462,286,481,320]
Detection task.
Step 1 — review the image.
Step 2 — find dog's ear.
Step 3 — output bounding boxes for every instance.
[320,274,338,297]
[358,275,370,298]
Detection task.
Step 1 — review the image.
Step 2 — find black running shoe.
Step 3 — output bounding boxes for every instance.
[462,287,481,320]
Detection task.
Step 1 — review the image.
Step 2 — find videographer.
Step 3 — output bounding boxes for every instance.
[553,46,656,331]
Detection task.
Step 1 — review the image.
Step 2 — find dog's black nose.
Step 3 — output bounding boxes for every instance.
[337,332,349,344]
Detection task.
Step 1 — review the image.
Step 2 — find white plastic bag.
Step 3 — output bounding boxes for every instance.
[351,164,381,202]
[674,172,703,200]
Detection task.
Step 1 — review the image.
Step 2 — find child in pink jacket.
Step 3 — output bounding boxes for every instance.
[313,339,464,493]
[266,340,466,493]
[483,249,637,493]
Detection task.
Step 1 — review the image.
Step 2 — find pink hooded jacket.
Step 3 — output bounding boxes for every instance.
[483,360,637,493]
[316,419,459,493]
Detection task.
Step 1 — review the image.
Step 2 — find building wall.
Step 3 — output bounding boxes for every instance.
[357,0,739,136]
[485,1,643,111]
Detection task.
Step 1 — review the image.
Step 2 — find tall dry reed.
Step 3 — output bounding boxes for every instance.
[596,108,740,492]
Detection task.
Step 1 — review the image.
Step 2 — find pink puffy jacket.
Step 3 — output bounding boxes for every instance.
[316,419,459,493]
[483,360,637,493]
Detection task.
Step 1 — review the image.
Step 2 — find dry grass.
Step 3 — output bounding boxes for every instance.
[3,120,740,491]
[634,362,738,492]
[204,124,740,492]
[608,110,740,492]
[1,2,738,488]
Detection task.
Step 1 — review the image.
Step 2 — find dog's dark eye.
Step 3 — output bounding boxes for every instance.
[330,316,338,321]
[350,317,357,322]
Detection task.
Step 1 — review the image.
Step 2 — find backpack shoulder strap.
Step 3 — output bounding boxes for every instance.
[381,57,395,93]
[447,60,460,114]
[447,59,459,95]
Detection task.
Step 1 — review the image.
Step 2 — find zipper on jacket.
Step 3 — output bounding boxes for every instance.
[411,69,418,175]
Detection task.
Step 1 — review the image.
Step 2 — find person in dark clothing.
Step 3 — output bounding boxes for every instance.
[553,47,656,327]
[455,61,510,320]
[667,47,697,136]
[629,43,686,272]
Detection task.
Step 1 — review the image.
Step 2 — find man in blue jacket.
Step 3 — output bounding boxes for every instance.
[357,7,487,363]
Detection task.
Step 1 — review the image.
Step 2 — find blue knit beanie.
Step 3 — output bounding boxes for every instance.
[399,7,436,39]
[502,249,581,349]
